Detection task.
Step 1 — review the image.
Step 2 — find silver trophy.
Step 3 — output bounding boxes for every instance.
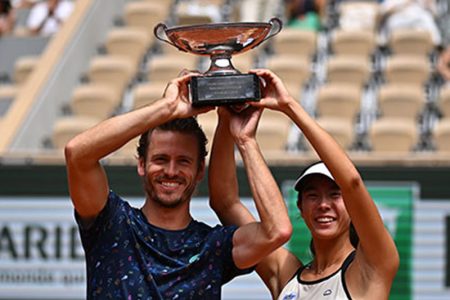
[154,18,282,106]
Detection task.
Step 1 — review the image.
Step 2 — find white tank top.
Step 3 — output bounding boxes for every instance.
[278,251,355,300]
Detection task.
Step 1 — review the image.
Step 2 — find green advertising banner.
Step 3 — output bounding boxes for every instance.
[284,183,415,300]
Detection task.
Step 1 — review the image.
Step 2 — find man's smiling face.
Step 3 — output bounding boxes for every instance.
[138,129,204,208]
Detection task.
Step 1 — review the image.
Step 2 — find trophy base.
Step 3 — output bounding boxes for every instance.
[190,74,261,106]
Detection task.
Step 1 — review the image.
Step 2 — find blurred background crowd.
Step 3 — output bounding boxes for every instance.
[1,0,450,161]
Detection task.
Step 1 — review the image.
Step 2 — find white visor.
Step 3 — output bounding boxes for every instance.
[293,161,335,192]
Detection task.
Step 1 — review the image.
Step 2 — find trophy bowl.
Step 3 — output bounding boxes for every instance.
[154,18,282,106]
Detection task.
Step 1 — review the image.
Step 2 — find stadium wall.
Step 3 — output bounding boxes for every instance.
[1,164,450,299]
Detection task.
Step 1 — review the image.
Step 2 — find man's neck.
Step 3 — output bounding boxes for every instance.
[141,200,193,230]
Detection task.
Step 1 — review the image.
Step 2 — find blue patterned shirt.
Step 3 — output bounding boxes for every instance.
[75,191,253,299]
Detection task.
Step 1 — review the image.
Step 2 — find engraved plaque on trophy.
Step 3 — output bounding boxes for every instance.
[154,18,282,106]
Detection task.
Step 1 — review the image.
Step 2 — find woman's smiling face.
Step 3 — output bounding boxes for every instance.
[298,175,351,241]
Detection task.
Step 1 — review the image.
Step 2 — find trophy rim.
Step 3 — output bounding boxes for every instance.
[164,21,272,33]
[155,19,282,57]
[164,22,273,56]
[154,18,282,74]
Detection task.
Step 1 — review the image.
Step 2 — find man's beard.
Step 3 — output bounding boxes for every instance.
[143,176,197,208]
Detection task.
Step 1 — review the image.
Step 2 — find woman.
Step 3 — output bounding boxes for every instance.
[208,69,399,299]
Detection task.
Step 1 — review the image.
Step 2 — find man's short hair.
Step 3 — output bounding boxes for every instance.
[137,117,208,164]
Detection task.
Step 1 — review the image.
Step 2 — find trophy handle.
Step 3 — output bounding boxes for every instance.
[258,17,283,45]
[154,23,186,51]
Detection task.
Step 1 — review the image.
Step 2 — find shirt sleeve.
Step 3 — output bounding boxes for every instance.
[74,190,123,253]
[218,225,255,284]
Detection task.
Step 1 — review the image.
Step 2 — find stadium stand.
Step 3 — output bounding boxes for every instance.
[438,85,450,117]
[123,1,170,36]
[315,116,355,150]
[431,85,450,152]
[377,83,425,120]
[131,82,167,110]
[13,55,39,85]
[369,117,419,153]
[176,9,214,25]
[0,35,49,82]
[51,115,99,149]
[115,136,140,157]
[196,110,218,153]
[0,84,16,120]
[69,83,121,120]
[266,54,310,94]
[315,82,361,121]
[87,55,135,96]
[258,107,294,153]
[174,0,224,25]
[325,54,371,87]
[231,51,257,73]
[147,54,198,83]
[384,54,430,86]
[1,0,450,165]
[271,28,318,59]
[104,26,151,73]
[388,29,434,56]
[330,28,376,59]
[256,117,292,153]
[432,118,450,152]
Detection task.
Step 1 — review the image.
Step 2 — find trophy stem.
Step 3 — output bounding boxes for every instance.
[205,54,240,75]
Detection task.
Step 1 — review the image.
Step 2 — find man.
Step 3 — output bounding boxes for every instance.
[65,73,292,299]
[27,0,74,36]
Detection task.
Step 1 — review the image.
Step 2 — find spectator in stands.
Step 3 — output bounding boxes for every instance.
[239,0,281,22]
[438,45,450,84]
[209,69,399,299]
[12,0,37,9]
[64,72,292,299]
[26,0,73,36]
[284,0,325,31]
[0,0,15,36]
[379,0,442,46]
[337,0,379,31]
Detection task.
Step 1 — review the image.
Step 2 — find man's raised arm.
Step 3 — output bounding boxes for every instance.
[65,74,211,221]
